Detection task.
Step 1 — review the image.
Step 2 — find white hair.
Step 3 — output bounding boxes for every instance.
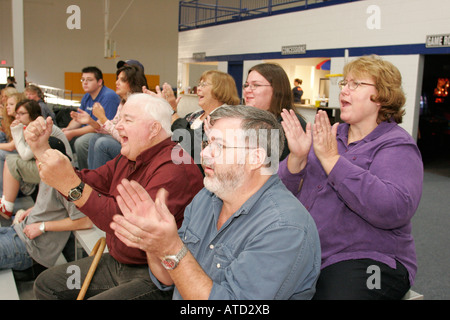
[126,93,173,136]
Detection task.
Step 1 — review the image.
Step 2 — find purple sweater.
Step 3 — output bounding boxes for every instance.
[278,121,423,285]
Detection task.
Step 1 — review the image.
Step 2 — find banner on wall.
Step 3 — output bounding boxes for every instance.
[281,45,307,55]
[426,34,450,48]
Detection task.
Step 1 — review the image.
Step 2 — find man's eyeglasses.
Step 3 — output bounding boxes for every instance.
[201,140,253,158]
[242,83,272,91]
[338,80,376,91]
[80,78,96,83]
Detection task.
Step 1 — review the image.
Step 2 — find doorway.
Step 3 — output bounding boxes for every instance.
[228,61,243,99]
[0,67,14,89]
[418,54,450,167]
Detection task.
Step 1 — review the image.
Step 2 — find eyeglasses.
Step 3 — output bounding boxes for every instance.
[80,78,96,83]
[242,83,272,91]
[338,80,376,91]
[201,140,253,158]
[16,112,29,116]
[198,81,211,88]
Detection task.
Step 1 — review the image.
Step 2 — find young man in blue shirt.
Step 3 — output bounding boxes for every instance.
[62,66,120,169]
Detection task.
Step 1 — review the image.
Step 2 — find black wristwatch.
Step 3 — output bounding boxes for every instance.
[68,181,85,202]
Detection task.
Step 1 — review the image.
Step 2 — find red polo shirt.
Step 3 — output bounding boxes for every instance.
[77,137,203,265]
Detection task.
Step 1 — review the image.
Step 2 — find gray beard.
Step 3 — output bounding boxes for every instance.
[203,165,245,199]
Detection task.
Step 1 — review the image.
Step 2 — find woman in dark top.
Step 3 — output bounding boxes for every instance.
[171,70,240,174]
[292,78,304,103]
[243,63,307,161]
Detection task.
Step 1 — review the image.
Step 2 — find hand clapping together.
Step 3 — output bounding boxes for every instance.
[281,109,339,175]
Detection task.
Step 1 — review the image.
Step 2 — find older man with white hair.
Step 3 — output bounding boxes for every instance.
[25,93,204,300]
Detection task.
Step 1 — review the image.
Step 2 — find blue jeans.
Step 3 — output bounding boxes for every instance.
[73,132,95,170]
[87,134,122,169]
[0,227,33,271]
[0,132,7,143]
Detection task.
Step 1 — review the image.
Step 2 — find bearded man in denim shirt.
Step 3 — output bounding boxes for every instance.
[111,105,321,300]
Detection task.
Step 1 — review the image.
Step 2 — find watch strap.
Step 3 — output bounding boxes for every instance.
[161,243,188,270]
[175,243,188,261]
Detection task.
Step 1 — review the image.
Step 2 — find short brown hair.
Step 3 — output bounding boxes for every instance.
[16,99,42,121]
[200,70,240,106]
[343,55,406,124]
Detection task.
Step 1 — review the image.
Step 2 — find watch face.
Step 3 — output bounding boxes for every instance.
[68,182,85,201]
[162,258,177,270]
[70,189,82,199]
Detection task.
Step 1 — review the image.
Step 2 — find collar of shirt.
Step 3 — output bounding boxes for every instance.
[337,121,397,146]
[207,174,279,230]
[127,137,175,166]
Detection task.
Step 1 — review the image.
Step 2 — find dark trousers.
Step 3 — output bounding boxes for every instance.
[34,253,173,300]
[313,259,410,300]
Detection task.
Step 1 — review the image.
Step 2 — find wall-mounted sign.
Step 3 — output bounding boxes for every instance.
[426,34,450,48]
[281,44,307,55]
[193,52,206,60]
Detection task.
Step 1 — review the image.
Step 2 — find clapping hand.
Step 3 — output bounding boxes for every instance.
[280,109,312,173]
[312,110,340,174]
[143,83,181,112]
[93,103,107,123]
[111,179,180,257]
[70,109,92,125]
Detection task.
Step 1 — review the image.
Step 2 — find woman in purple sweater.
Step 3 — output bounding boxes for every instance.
[278,55,423,300]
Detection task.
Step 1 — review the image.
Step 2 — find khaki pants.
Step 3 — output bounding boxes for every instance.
[6,154,40,184]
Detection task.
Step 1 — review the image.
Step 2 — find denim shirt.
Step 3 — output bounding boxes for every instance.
[150,175,321,300]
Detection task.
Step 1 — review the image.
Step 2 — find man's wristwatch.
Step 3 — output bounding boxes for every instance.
[68,181,85,202]
[39,222,46,234]
[161,244,188,270]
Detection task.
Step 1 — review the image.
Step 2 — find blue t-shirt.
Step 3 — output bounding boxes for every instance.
[80,86,120,122]
[150,175,321,300]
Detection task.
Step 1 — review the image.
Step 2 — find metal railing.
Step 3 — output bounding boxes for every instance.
[31,83,81,107]
[179,0,359,31]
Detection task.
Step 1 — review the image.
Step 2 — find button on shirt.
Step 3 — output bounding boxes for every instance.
[278,121,423,286]
[150,175,321,300]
